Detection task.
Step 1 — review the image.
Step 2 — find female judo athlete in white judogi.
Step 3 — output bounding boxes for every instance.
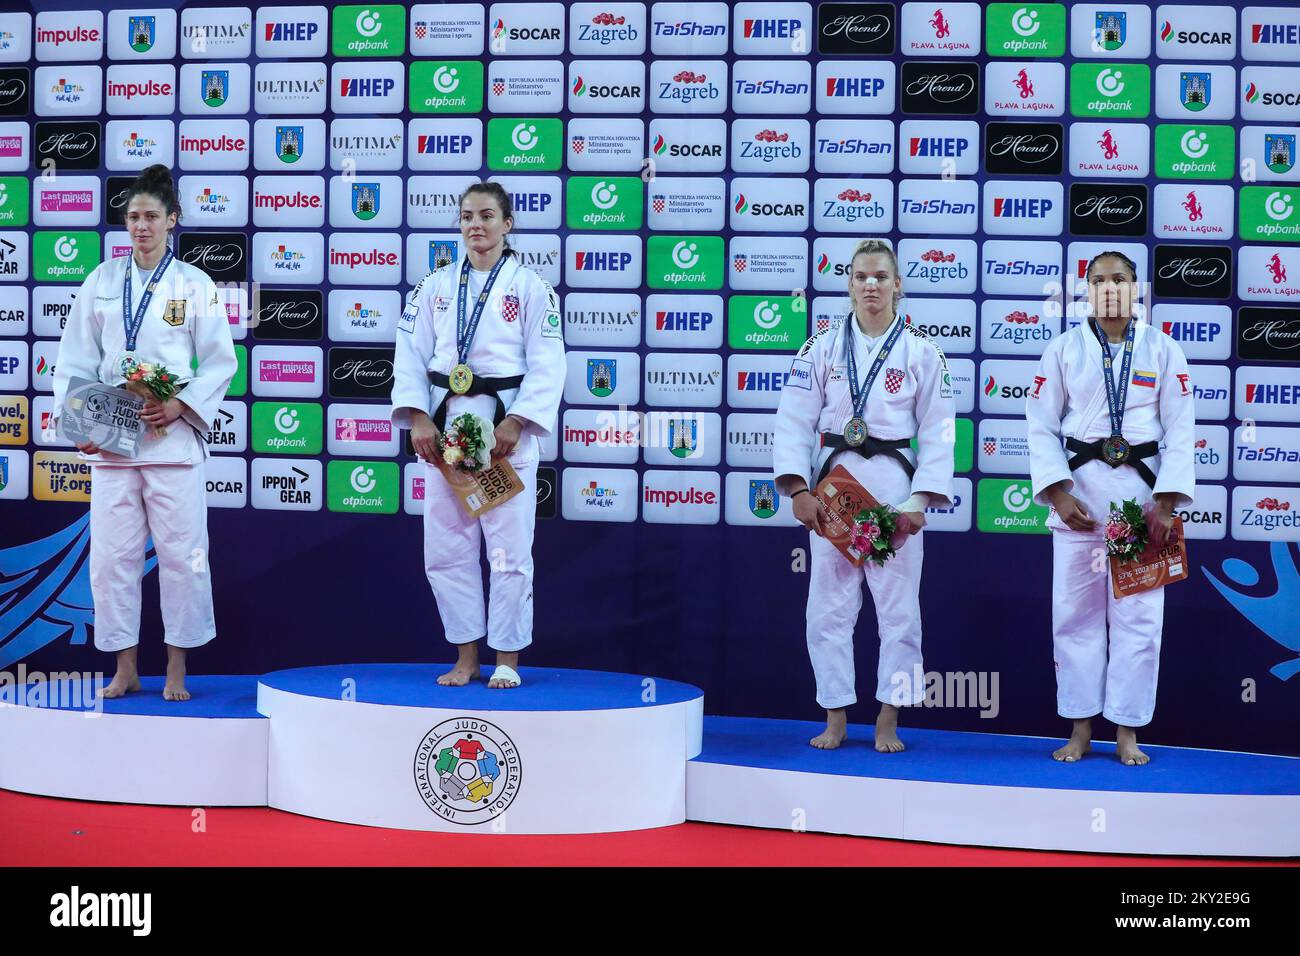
[1026,250,1196,766]
[50,164,237,701]
[773,239,956,751]
[391,182,565,690]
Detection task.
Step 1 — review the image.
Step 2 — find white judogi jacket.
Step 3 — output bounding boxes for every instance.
[1026,319,1196,532]
[390,252,565,457]
[773,315,956,508]
[51,254,237,465]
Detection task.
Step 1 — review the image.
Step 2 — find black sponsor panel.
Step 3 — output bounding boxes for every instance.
[33,121,100,170]
[0,68,30,116]
[1069,182,1148,237]
[984,121,1063,176]
[105,176,134,226]
[900,61,979,115]
[328,346,395,398]
[1153,244,1232,300]
[253,288,324,340]
[1237,307,1300,362]
[536,465,557,519]
[178,231,248,283]
[816,3,895,55]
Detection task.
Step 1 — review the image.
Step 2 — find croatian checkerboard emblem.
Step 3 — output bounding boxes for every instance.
[502,293,519,323]
[884,368,905,393]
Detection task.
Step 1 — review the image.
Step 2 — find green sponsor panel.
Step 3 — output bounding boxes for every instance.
[646,235,724,290]
[251,401,323,455]
[985,3,1066,58]
[410,60,483,113]
[1069,63,1150,119]
[194,344,247,396]
[33,231,100,283]
[727,294,805,351]
[976,478,1050,534]
[1239,186,1300,243]
[486,117,563,170]
[912,416,973,474]
[332,4,406,57]
[1154,125,1235,180]
[0,177,29,226]
[565,176,644,231]
[328,459,399,514]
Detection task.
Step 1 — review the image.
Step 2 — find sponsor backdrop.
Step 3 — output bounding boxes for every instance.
[0,0,1296,753]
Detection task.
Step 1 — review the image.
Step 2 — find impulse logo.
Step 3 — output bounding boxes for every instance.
[35,27,101,46]
[644,485,717,508]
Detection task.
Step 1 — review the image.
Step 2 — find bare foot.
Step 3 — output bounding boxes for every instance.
[438,642,481,687]
[874,703,905,753]
[102,670,141,699]
[162,645,190,701]
[1116,725,1149,766]
[810,708,847,749]
[1052,717,1092,762]
[437,665,480,686]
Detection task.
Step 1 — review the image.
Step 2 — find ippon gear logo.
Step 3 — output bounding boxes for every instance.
[414,718,521,825]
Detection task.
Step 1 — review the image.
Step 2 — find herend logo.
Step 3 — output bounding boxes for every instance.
[1203,543,1300,681]
[414,717,521,824]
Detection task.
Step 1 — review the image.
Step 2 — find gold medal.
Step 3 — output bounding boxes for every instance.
[449,363,473,395]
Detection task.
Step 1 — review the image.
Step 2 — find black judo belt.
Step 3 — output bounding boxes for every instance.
[816,432,915,488]
[429,371,524,432]
[1065,436,1159,489]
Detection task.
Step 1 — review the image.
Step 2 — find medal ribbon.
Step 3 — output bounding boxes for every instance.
[1089,317,1135,439]
[844,314,906,427]
[455,254,509,367]
[122,249,174,352]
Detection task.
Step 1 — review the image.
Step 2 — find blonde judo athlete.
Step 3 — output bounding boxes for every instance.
[1026,250,1196,766]
[773,239,956,751]
[391,182,565,690]
[50,164,237,701]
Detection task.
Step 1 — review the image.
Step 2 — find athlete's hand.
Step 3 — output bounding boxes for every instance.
[409,412,441,464]
[492,415,525,460]
[1048,485,1097,532]
[793,489,832,537]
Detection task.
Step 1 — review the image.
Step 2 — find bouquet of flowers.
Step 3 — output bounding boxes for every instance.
[848,504,911,567]
[1105,498,1150,562]
[438,412,495,474]
[120,356,181,437]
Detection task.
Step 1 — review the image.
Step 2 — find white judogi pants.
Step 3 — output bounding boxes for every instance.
[422,455,538,653]
[806,450,925,710]
[1051,530,1163,727]
[89,463,217,652]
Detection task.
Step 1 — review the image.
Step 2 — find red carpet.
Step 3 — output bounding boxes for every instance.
[0,790,1291,866]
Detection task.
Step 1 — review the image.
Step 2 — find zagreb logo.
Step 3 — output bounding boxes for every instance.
[1094,11,1125,51]
[128,16,155,53]
[1265,134,1295,174]
[414,718,521,825]
[201,70,229,108]
[1180,72,1210,112]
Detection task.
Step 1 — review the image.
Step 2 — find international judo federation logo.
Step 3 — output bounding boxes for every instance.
[414,718,521,825]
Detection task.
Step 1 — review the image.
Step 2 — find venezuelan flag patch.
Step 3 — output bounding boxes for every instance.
[1132,370,1157,388]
